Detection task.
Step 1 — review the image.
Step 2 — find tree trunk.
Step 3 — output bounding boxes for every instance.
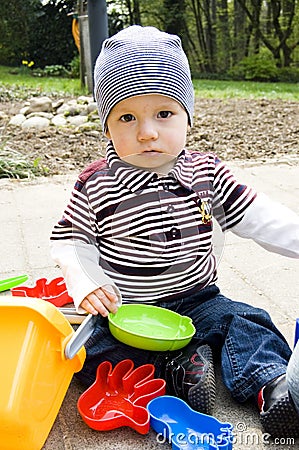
[189,0,211,71]
[125,0,141,25]
[204,0,217,71]
[251,0,262,53]
[270,0,296,66]
[233,0,249,62]
[217,0,231,71]
[163,0,189,52]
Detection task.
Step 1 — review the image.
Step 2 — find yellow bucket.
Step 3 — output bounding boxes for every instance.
[0,296,86,450]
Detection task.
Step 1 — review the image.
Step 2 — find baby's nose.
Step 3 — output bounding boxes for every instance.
[137,121,158,141]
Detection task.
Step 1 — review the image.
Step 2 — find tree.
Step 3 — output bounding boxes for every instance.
[28,0,77,68]
[269,0,299,66]
[0,0,77,68]
[106,0,299,72]
[4,0,297,74]
[217,0,231,71]
[0,0,38,66]
[162,0,189,51]
[189,0,214,71]
[232,0,249,63]
[236,0,299,67]
[124,0,142,24]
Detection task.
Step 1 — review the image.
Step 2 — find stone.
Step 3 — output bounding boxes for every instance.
[76,121,99,131]
[9,114,26,126]
[52,99,64,110]
[6,96,102,131]
[21,116,50,130]
[20,106,30,115]
[26,112,54,120]
[85,130,102,138]
[0,111,9,120]
[61,104,87,117]
[67,115,88,126]
[77,95,93,104]
[87,102,98,114]
[51,115,67,126]
[56,104,71,116]
[25,96,53,115]
[67,99,78,106]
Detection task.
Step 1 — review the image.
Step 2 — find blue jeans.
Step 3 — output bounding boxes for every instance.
[75,285,291,403]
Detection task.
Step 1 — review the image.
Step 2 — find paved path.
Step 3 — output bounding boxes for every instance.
[0,160,298,449]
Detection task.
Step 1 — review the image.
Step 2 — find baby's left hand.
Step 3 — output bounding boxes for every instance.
[80,285,119,317]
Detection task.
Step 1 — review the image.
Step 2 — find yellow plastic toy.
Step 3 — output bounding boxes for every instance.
[0,296,85,450]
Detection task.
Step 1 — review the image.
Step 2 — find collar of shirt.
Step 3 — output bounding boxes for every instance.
[106,142,194,193]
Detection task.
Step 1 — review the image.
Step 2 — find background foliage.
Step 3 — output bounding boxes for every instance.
[0,0,298,81]
[0,0,77,68]
[107,0,299,80]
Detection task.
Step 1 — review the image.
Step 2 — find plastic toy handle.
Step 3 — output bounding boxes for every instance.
[295,318,299,348]
[64,313,97,359]
[0,275,28,292]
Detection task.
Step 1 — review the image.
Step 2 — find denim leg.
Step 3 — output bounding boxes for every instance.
[159,286,292,403]
[74,315,161,387]
[286,341,299,413]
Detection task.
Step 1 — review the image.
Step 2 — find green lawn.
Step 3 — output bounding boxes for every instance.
[0,65,298,101]
[0,65,84,98]
[193,79,299,101]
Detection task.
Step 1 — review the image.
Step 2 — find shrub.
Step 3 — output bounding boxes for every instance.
[32,65,70,78]
[276,66,299,83]
[229,50,279,81]
[28,1,77,69]
[68,55,80,78]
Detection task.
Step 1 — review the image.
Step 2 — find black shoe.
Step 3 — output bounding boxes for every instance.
[162,343,216,415]
[258,374,299,437]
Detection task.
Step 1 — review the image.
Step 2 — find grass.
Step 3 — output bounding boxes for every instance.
[1,65,298,101]
[0,65,85,99]
[0,147,47,179]
[193,79,299,101]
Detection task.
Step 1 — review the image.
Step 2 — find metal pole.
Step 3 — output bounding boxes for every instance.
[87,0,109,93]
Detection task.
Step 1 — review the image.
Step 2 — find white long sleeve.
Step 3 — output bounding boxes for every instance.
[232,192,299,258]
[50,240,122,313]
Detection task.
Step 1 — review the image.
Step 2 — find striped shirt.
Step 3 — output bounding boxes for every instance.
[51,143,256,303]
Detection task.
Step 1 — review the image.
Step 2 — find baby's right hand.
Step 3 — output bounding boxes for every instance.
[80,285,119,317]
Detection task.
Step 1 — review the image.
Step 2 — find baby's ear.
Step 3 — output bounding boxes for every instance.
[104,127,111,139]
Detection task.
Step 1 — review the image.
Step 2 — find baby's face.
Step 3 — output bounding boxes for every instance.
[105,94,188,170]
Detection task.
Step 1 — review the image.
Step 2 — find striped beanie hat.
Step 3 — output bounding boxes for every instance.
[94,25,194,130]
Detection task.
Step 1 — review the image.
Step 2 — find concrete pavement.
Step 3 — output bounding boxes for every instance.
[0,159,298,450]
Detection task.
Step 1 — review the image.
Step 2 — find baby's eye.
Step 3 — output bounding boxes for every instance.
[157,110,172,119]
[120,114,135,122]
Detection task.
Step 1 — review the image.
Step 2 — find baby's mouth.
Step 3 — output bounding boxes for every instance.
[145,150,157,153]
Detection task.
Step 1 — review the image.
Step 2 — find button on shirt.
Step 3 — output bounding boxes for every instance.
[51,143,256,303]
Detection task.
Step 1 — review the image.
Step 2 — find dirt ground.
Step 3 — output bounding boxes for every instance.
[1,97,298,176]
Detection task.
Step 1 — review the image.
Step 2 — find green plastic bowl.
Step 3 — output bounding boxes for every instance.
[108,304,195,351]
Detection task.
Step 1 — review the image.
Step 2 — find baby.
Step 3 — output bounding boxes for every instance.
[50,25,299,438]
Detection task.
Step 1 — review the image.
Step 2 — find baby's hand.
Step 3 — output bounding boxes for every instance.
[80,285,119,317]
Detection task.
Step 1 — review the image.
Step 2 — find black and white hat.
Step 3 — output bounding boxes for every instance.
[94,25,194,130]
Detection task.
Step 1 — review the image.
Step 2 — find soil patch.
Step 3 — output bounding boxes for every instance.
[1,97,298,176]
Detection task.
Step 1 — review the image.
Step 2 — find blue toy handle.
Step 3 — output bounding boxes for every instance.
[295,319,299,348]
